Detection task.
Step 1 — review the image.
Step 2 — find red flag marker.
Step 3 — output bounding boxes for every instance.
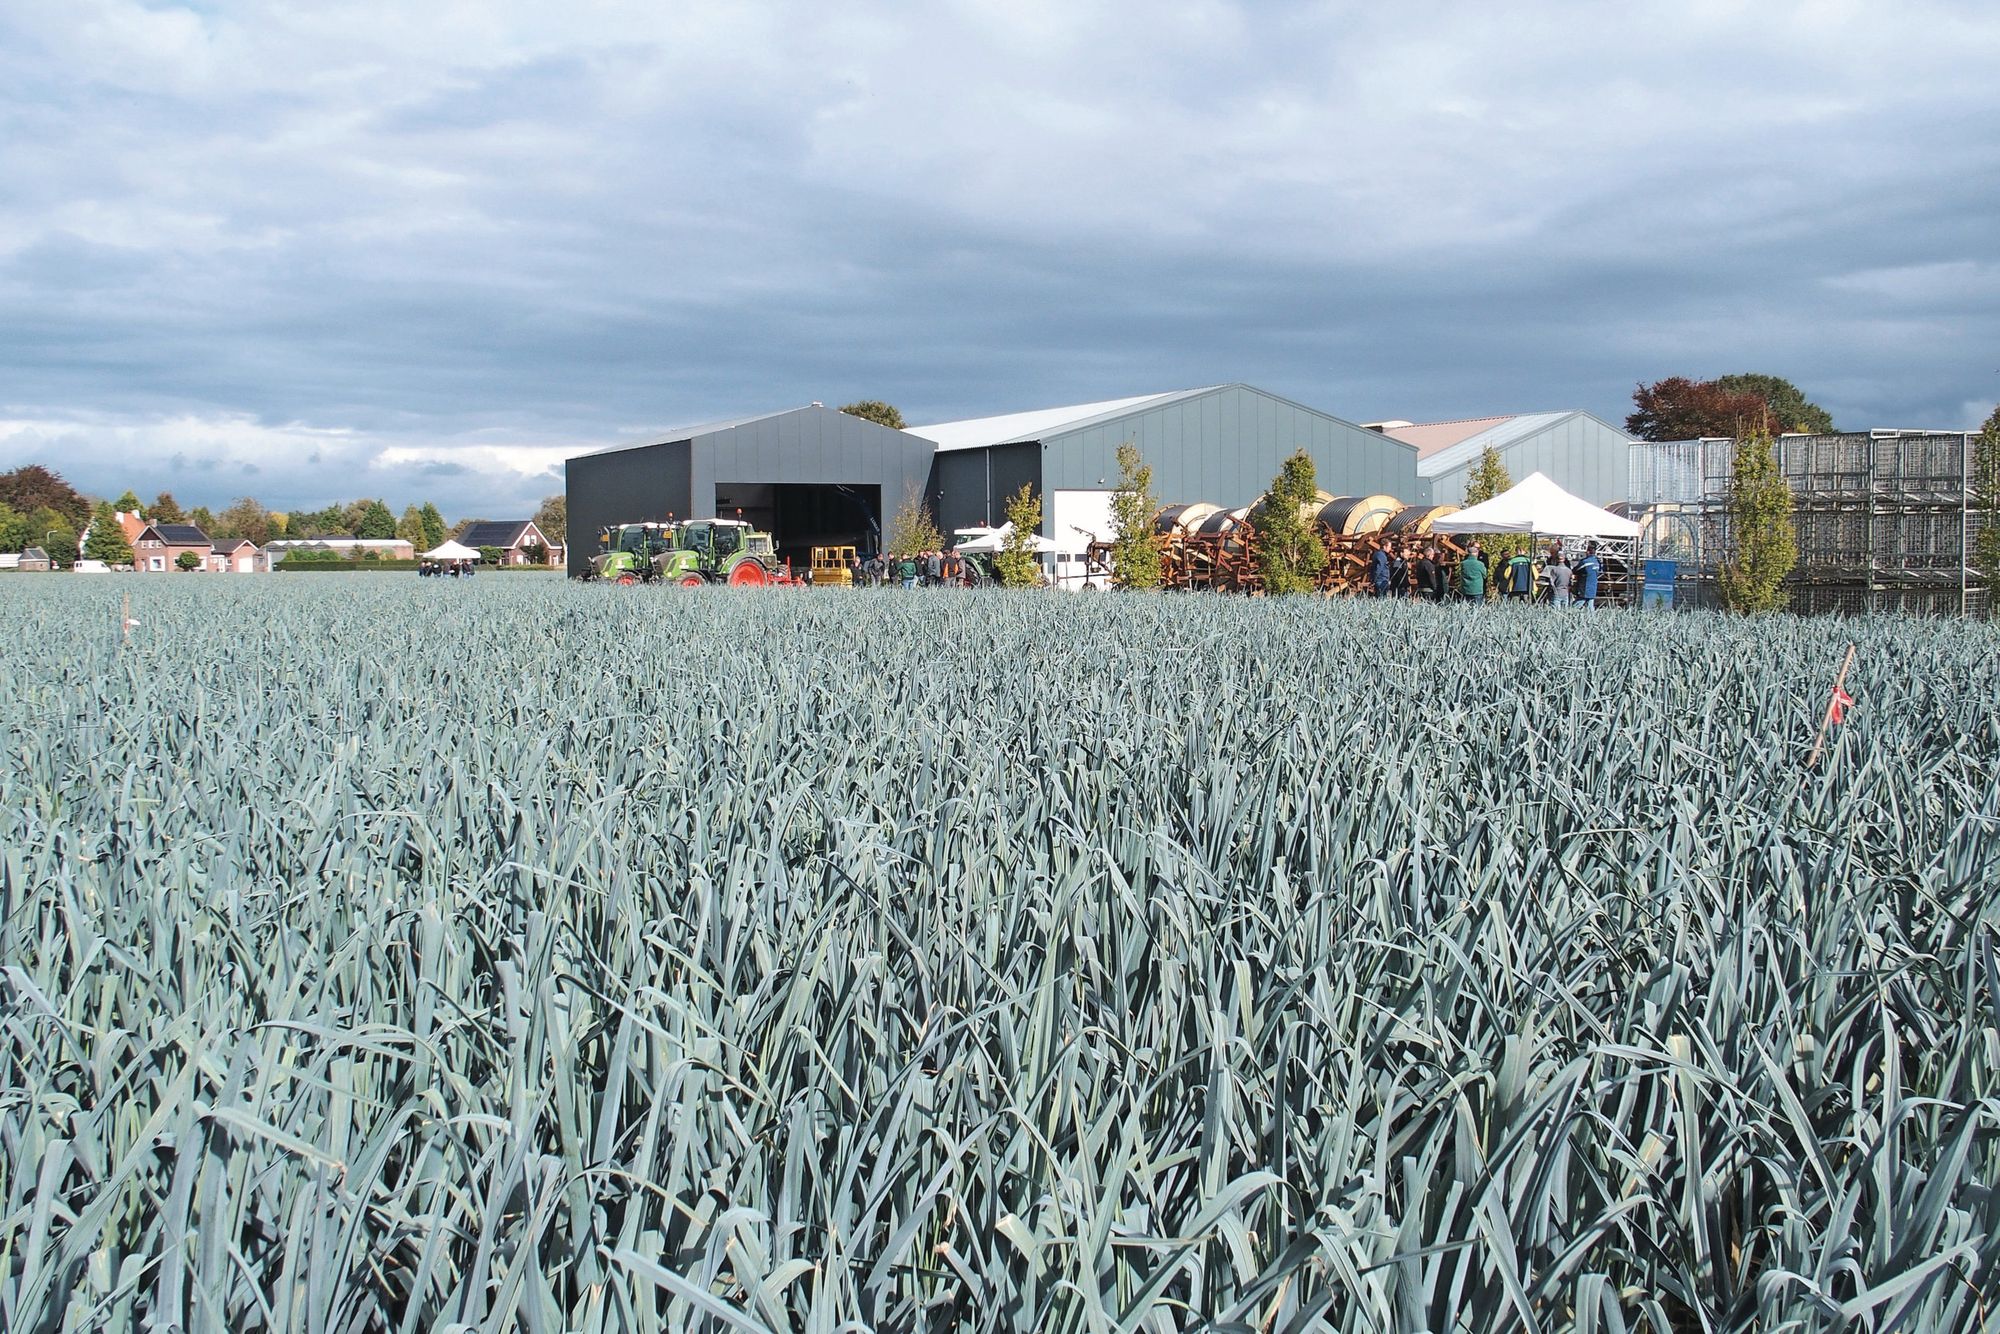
[1805,644,1858,769]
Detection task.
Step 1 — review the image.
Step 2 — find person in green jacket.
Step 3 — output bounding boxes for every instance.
[1458,552,1487,600]
[897,555,919,589]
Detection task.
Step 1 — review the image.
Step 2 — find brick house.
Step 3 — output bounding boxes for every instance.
[134,523,213,572]
[457,520,563,566]
[208,538,260,573]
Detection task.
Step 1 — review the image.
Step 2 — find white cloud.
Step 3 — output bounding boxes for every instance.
[1,0,1997,510]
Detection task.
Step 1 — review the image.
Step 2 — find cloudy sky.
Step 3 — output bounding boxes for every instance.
[2,0,1996,519]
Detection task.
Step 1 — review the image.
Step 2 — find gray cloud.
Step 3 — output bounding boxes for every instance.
[2,0,1997,519]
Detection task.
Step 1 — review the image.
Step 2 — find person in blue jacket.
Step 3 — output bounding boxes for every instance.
[1575,542,1603,608]
[1369,545,1390,596]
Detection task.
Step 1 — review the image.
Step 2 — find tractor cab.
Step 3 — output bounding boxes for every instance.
[592,522,677,582]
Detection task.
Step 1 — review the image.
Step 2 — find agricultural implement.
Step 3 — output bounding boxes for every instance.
[589,519,796,586]
[1151,493,1467,595]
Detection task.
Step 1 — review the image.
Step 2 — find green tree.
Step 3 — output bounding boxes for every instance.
[175,550,203,571]
[0,501,29,553]
[1463,445,1511,507]
[1462,445,1531,567]
[533,493,567,546]
[1973,404,2000,618]
[291,505,347,538]
[112,489,142,514]
[838,400,906,430]
[149,491,185,524]
[1108,441,1161,590]
[354,499,397,539]
[418,502,448,551]
[396,504,427,547]
[522,540,549,565]
[189,506,215,532]
[1251,449,1328,595]
[82,502,134,566]
[885,481,943,557]
[211,497,272,545]
[995,484,1043,588]
[478,545,503,565]
[1714,373,1835,435]
[1718,425,1797,613]
[31,507,77,567]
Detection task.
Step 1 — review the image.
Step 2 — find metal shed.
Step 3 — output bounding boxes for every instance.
[1383,411,1635,509]
[563,404,935,576]
[911,384,1420,550]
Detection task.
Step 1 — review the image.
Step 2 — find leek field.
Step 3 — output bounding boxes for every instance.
[2,575,1997,1333]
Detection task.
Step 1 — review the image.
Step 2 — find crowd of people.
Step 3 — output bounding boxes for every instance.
[417,560,477,578]
[858,549,982,589]
[1365,538,1605,606]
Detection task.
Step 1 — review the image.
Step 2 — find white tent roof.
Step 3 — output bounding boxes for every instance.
[1429,472,1639,538]
[953,522,1058,553]
[422,539,482,560]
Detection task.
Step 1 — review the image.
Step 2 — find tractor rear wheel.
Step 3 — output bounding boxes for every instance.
[615,572,638,586]
[727,560,770,586]
[678,573,706,587]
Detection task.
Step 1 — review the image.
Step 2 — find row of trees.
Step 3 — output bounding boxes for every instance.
[0,463,570,567]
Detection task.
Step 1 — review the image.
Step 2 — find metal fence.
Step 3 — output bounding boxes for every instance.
[1628,431,1988,617]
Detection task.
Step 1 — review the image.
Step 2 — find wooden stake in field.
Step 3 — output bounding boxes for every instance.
[1804,642,1857,769]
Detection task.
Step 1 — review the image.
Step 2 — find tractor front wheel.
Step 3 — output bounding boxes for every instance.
[678,573,706,587]
[615,572,638,586]
[727,560,770,587]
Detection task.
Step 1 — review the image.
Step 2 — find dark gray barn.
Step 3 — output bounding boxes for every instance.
[909,383,1419,546]
[564,405,934,576]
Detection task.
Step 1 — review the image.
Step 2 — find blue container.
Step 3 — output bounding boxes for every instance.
[1642,559,1678,609]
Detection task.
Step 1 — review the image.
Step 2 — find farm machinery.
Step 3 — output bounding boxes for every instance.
[588,518,795,586]
[1148,493,1467,595]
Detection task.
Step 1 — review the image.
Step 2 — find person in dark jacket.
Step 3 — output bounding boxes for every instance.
[1369,545,1391,596]
[1502,550,1535,600]
[1411,549,1437,601]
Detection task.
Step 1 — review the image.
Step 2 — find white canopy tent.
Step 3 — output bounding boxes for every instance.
[1429,472,1639,538]
[422,539,482,561]
[953,522,1058,554]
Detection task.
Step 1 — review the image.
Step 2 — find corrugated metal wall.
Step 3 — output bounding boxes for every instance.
[564,441,691,577]
[692,406,935,521]
[1037,385,1418,510]
[1424,414,1633,507]
[566,407,933,573]
[930,443,1040,535]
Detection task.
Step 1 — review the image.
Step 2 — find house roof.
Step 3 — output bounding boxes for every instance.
[21,546,48,560]
[459,520,537,549]
[1381,415,1522,459]
[211,538,257,552]
[907,387,1223,453]
[1382,410,1633,479]
[143,523,211,545]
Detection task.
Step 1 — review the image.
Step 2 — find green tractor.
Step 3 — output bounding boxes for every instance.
[589,518,781,586]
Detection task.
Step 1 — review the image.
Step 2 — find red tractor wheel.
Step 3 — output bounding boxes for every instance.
[615,572,638,586]
[727,560,770,587]
[678,573,706,587]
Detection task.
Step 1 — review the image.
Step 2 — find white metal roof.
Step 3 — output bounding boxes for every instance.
[587,406,819,457]
[1411,411,1584,479]
[907,387,1222,452]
